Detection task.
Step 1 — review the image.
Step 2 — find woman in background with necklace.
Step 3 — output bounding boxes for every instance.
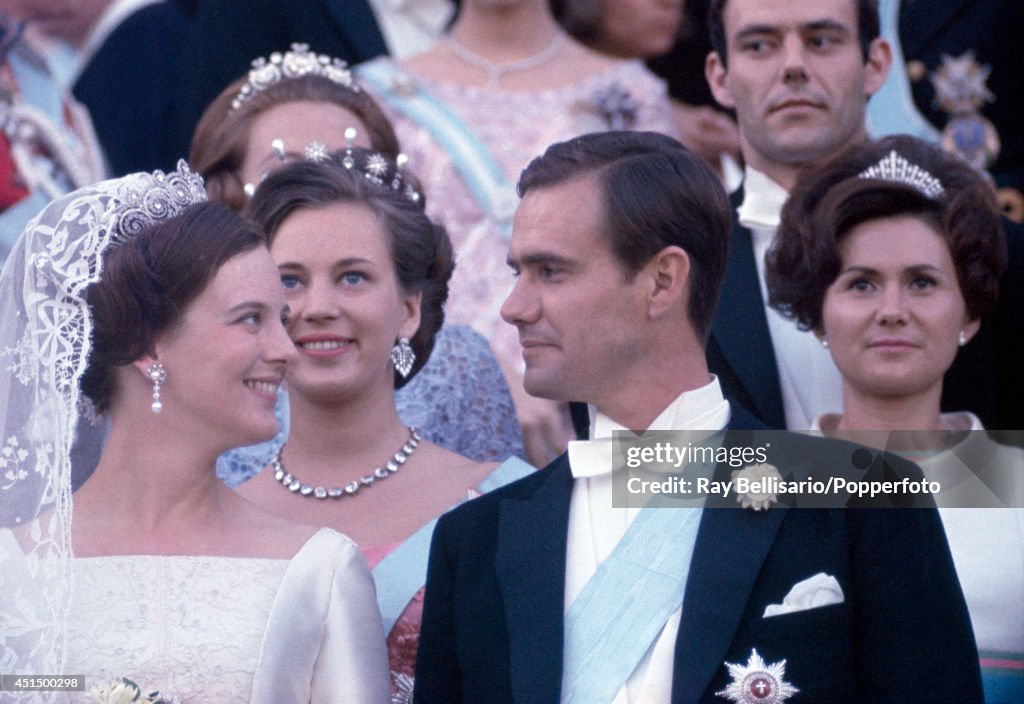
[355,0,677,466]
[189,44,524,477]
[236,149,533,701]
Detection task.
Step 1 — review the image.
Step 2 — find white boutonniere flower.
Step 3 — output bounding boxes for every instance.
[731,463,782,511]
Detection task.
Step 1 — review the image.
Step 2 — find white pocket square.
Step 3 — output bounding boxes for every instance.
[763,572,844,618]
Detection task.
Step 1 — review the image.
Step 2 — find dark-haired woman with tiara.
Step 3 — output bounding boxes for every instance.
[234,148,533,700]
[188,43,524,478]
[767,135,1023,702]
[0,163,389,703]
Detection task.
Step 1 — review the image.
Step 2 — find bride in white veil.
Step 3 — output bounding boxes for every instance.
[0,163,389,703]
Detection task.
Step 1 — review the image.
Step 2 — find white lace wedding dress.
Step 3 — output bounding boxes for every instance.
[0,528,389,704]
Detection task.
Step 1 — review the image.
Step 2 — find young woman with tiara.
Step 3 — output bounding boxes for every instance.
[188,43,524,477]
[237,147,533,699]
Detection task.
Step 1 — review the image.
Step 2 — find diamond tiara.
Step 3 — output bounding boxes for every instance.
[109,160,207,247]
[857,150,945,199]
[336,129,421,204]
[230,43,359,112]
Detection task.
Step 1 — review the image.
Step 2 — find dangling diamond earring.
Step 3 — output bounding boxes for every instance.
[390,338,415,378]
[958,330,967,347]
[819,338,830,349]
[147,362,167,413]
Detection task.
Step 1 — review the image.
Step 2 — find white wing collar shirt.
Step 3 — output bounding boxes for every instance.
[564,376,730,703]
[737,166,843,430]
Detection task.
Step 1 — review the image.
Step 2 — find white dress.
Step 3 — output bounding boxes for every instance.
[0,528,390,704]
[812,412,1024,701]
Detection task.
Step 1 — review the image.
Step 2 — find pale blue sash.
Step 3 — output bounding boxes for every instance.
[866,0,941,142]
[373,456,534,634]
[356,59,518,235]
[561,503,703,704]
[9,48,63,121]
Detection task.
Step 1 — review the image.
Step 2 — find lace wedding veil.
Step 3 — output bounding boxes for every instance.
[0,162,207,701]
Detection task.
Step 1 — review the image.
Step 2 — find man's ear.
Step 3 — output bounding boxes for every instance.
[863,37,892,97]
[645,246,691,319]
[705,51,736,110]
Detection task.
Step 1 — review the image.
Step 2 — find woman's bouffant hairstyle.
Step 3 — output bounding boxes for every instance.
[767,135,1007,332]
[189,72,399,211]
[81,202,266,412]
[245,150,454,388]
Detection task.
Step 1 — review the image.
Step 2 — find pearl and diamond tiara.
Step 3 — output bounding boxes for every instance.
[230,43,359,112]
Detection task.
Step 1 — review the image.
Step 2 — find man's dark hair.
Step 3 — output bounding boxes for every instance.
[518,131,731,342]
[708,0,880,67]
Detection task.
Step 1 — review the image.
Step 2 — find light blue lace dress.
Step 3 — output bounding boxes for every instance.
[217,324,524,486]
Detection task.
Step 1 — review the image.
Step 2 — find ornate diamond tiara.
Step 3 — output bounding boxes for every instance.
[335,130,421,204]
[857,150,945,199]
[230,43,359,111]
[109,160,207,247]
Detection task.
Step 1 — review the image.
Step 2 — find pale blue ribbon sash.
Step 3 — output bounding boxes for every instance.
[866,0,941,142]
[561,503,703,704]
[9,48,63,121]
[373,456,534,634]
[356,59,517,235]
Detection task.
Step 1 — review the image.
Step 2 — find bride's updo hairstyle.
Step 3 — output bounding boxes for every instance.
[246,148,454,388]
[81,202,265,412]
[190,45,398,211]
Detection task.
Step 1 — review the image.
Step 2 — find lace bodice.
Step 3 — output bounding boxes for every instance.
[359,58,676,371]
[65,555,288,702]
[0,528,389,704]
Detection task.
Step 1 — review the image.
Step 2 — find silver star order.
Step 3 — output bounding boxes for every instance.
[931,51,993,115]
[717,648,798,704]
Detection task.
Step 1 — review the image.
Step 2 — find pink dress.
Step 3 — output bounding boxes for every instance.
[363,542,423,700]
[357,456,534,701]
[358,58,677,371]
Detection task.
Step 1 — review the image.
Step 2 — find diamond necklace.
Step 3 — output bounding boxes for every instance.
[445,30,567,88]
[272,427,421,500]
